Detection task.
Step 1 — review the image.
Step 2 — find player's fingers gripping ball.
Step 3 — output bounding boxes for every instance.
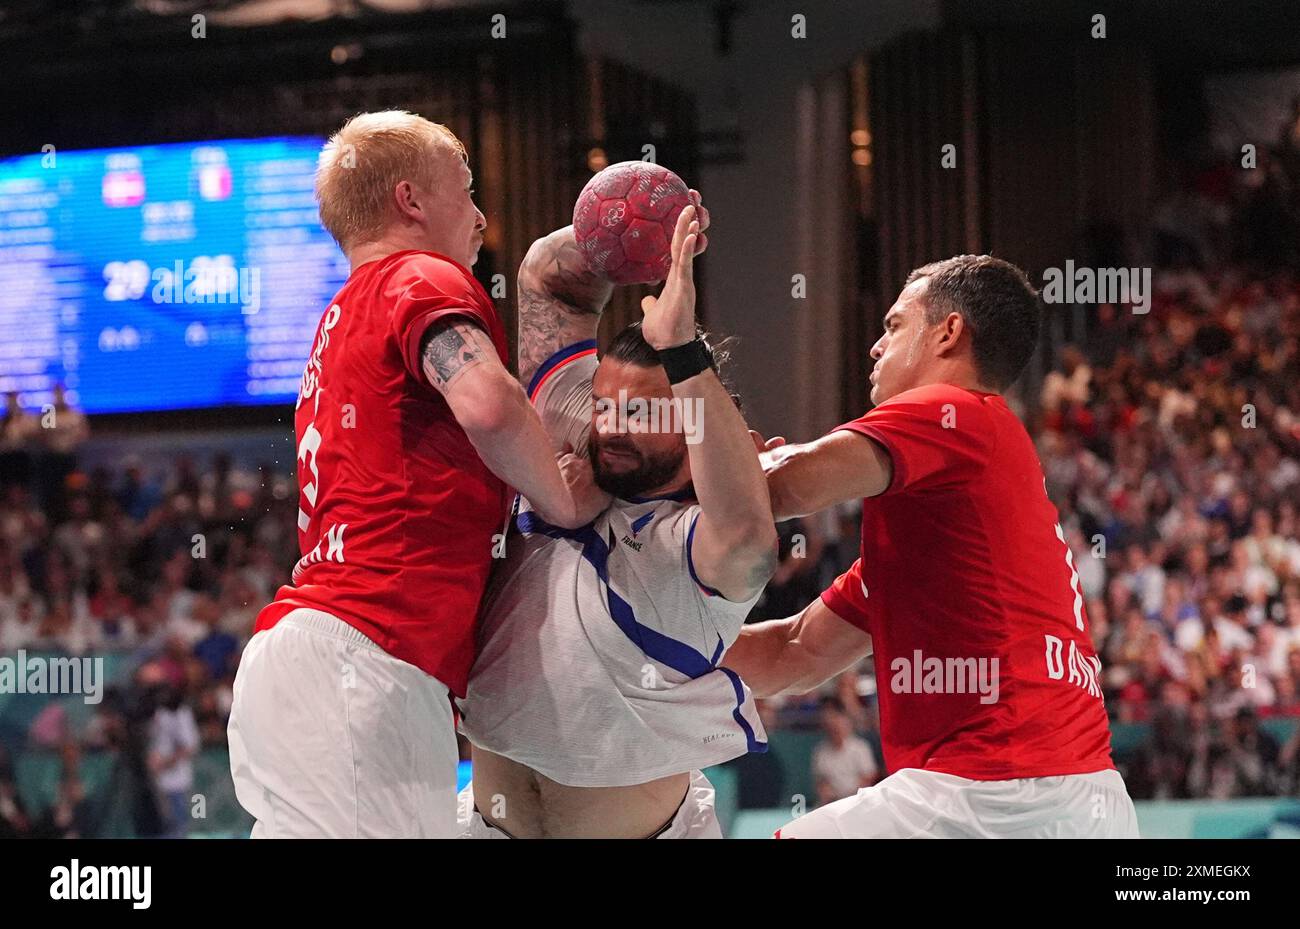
[573,161,693,284]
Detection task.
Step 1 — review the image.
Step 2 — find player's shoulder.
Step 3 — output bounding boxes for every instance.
[375,250,499,334]
[885,382,997,411]
[884,383,1004,428]
[382,249,479,292]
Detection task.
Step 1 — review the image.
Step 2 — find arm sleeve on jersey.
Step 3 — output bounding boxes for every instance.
[387,255,498,383]
[527,341,598,454]
[677,506,764,630]
[685,510,724,599]
[834,390,995,494]
[819,558,871,634]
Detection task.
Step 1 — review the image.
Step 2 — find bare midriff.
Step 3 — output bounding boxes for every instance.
[470,747,690,838]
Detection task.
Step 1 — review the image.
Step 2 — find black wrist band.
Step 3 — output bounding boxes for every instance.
[658,338,712,384]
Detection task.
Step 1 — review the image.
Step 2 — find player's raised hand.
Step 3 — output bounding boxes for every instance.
[687,189,710,256]
[640,203,702,350]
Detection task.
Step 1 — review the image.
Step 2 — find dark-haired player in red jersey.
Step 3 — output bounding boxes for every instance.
[227,112,607,838]
[723,255,1139,838]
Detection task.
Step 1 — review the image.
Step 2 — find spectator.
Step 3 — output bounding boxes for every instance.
[147,683,200,839]
[37,383,90,519]
[811,697,879,807]
[0,774,31,839]
[749,517,827,621]
[192,594,238,680]
[1223,707,1280,797]
[729,699,788,810]
[0,392,39,491]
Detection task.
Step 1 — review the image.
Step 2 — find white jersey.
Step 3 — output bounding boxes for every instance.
[458,340,768,787]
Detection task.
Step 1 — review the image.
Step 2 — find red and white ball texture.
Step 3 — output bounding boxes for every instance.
[573,161,692,284]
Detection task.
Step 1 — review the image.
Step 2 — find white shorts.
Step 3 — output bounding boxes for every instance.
[776,767,1140,838]
[457,769,723,839]
[228,608,460,838]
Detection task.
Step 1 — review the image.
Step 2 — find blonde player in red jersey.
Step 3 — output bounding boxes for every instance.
[724,255,1139,838]
[227,112,606,838]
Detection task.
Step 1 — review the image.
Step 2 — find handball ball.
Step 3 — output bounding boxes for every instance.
[573,161,692,284]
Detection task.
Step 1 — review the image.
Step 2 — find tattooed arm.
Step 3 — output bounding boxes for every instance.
[420,317,608,528]
[516,226,613,389]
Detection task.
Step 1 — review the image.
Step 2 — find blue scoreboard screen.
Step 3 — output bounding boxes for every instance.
[0,137,349,414]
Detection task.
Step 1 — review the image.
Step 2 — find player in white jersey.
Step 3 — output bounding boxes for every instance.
[457,199,778,838]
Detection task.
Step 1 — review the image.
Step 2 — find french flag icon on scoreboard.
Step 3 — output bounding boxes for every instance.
[101,170,145,207]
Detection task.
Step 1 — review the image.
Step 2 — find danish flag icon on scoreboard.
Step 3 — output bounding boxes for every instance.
[101,170,145,207]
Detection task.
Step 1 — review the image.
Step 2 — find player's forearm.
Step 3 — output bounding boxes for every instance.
[722,617,808,699]
[458,372,585,528]
[763,442,832,520]
[724,600,874,698]
[677,371,775,539]
[424,318,599,529]
[516,226,613,387]
[763,432,891,520]
[673,369,777,596]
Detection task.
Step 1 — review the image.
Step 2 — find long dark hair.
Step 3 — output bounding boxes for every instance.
[602,321,743,409]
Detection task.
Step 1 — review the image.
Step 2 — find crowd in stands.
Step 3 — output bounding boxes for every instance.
[0,431,297,836]
[1034,107,1300,800]
[1039,262,1300,800]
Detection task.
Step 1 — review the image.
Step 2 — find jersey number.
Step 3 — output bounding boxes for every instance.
[1052,522,1085,631]
[297,423,322,532]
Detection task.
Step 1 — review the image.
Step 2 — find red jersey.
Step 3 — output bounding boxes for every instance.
[255,250,511,697]
[819,383,1114,779]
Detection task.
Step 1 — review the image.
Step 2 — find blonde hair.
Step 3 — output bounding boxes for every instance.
[315,111,467,250]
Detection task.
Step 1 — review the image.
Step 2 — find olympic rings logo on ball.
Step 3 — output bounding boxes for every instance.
[602,202,626,227]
